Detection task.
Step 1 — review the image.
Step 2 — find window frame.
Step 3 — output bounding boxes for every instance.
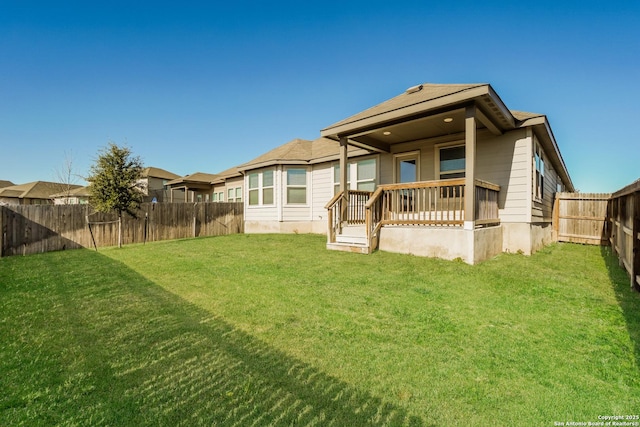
[248,169,275,206]
[435,142,466,180]
[332,157,378,195]
[286,167,308,205]
[534,143,545,201]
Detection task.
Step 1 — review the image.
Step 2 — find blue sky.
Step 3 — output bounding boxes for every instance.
[1,1,638,192]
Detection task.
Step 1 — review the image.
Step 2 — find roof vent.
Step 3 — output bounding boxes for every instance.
[405,84,423,94]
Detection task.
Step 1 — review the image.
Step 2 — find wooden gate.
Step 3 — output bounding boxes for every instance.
[553,193,611,245]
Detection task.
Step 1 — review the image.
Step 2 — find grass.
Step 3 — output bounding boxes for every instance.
[1,234,639,426]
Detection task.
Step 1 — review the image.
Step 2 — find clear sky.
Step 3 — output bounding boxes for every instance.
[1,0,638,193]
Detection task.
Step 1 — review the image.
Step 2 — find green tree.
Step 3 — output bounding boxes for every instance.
[87,143,143,247]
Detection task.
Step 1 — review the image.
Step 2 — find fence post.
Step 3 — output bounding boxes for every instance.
[552,193,560,242]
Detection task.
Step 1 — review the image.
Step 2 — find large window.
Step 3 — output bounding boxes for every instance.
[286,168,307,204]
[438,145,465,179]
[333,158,377,194]
[248,170,273,206]
[534,144,545,200]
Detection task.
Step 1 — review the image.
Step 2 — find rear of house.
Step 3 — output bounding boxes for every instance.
[227,83,574,263]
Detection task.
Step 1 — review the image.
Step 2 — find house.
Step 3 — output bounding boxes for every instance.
[237,83,574,264]
[0,180,15,189]
[51,186,91,205]
[166,172,220,202]
[165,168,245,203]
[0,181,83,205]
[138,167,180,202]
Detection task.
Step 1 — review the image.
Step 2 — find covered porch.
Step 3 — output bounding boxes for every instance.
[320,84,511,263]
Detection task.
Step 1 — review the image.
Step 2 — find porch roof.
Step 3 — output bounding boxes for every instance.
[321,82,574,192]
[320,83,516,150]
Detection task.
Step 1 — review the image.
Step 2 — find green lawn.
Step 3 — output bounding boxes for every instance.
[1,234,639,426]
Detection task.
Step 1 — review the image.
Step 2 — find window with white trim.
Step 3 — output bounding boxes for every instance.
[534,144,545,200]
[248,170,274,206]
[333,158,377,194]
[286,168,307,204]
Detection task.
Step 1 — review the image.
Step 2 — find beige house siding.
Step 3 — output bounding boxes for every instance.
[476,129,531,224]
[312,163,332,223]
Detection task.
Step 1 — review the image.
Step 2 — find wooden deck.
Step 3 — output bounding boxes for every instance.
[326,179,500,252]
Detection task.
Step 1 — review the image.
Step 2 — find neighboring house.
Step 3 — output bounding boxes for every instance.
[211,166,244,203]
[165,172,220,202]
[237,83,574,264]
[51,186,91,205]
[138,167,180,202]
[0,181,83,205]
[0,180,15,189]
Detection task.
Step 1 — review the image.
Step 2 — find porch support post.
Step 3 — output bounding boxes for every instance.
[339,137,349,222]
[464,105,477,230]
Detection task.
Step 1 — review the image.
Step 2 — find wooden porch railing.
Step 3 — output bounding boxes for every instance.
[327,179,500,249]
[324,189,373,243]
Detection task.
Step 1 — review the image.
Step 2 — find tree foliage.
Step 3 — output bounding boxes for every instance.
[87,143,143,218]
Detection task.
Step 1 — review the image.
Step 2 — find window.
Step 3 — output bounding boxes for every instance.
[333,163,350,194]
[333,158,377,194]
[262,170,273,205]
[227,186,242,202]
[248,170,274,206]
[535,144,545,200]
[356,159,376,191]
[287,168,307,204]
[438,145,465,179]
[212,192,218,202]
[248,173,259,205]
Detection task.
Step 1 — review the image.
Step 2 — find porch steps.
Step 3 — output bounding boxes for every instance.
[328,225,371,254]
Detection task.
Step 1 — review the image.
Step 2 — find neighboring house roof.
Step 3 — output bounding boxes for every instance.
[211,166,243,184]
[238,137,367,171]
[0,180,15,188]
[0,181,83,200]
[142,167,180,180]
[50,186,92,198]
[166,172,219,186]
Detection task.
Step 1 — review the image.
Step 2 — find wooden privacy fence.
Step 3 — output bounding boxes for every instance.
[553,184,640,291]
[553,192,611,245]
[608,180,640,291]
[0,202,243,257]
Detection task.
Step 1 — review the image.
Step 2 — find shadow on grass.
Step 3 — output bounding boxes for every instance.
[600,245,640,372]
[0,250,423,426]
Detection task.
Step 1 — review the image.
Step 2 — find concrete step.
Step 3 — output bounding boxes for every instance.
[327,242,371,254]
[336,234,368,245]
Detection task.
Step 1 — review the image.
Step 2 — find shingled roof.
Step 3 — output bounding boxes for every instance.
[142,167,180,180]
[237,137,365,171]
[322,83,487,132]
[0,181,83,200]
